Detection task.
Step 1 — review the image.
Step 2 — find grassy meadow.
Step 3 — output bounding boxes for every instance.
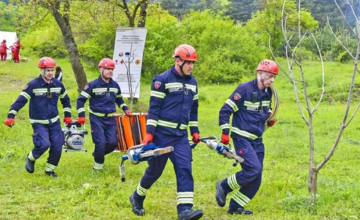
[1,57,360,219]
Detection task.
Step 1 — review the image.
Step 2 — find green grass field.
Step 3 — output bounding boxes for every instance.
[1,57,360,219]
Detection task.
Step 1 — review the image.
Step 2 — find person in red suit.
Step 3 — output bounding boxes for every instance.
[13,40,21,63]
[0,39,8,61]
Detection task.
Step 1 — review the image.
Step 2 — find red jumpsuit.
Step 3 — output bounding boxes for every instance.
[13,42,21,63]
[0,42,7,61]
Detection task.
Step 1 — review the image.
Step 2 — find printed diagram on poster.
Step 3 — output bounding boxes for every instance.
[112,27,147,98]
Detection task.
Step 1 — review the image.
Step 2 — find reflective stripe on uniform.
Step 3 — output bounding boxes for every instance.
[78,108,85,114]
[193,94,198,100]
[109,88,118,93]
[137,184,148,196]
[244,101,260,108]
[220,123,230,130]
[50,87,61,93]
[93,88,107,93]
[231,127,258,140]
[227,174,240,190]
[146,119,157,127]
[177,192,194,205]
[60,91,67,99]
[151,91,166,99]
[185,84,196,92]
[80,91,91,98]
[226,99,239,112]
[20,92,31,100]
[93,162,104,170]
[9,110,17,115]
[158,120,177,129]
[88,107,114,117]
[165,82,183,89]
[188,121,198,127]
[30,115,59,124]
[120,103,127,108]
[45,163,56,172]
[262,100,271,107]
[179,124,188,130]
[232,191,250,207]
[33,88,47,93]
[63,107,71,113]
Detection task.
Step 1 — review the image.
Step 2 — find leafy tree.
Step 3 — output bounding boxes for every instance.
[12,0,88,92]
[160,0,227,20]
[0,2,22,32]
[245,0,318,54]
[143,10,266,82]
[224,0,257,23]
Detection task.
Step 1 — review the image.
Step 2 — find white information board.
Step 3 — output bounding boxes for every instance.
[112,27,147,98]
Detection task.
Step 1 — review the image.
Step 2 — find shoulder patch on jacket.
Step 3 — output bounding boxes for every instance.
[234,93,241,100]
[154,81,161,89]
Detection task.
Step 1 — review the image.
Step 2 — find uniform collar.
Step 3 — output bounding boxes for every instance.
[98,75,112,85]
[171,65,193,79]
[38,75,53,86]
[253,79,269,98]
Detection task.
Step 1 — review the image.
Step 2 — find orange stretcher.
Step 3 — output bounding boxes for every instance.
[114,113,147,152]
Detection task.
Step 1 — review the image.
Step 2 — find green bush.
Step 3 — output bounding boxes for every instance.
[337,51,352,63]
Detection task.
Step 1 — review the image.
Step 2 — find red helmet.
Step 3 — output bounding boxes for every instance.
[98,58,115,68]
[256,59,278,75]
[38,57,56,68]
[172,44,197,62]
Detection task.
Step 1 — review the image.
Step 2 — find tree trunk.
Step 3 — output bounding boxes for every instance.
[308,168,318,195]
[138,2,149,27]
[52,1,87,93]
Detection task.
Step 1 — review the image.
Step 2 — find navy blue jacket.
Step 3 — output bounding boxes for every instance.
[77,76,128,117]
[7,75,71,124]
[146,66,199,137]
[219,79,273,140]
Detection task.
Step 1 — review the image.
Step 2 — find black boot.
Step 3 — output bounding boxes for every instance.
[228,207,253,215]
[178,209,203,220]
[129,194,145,216]
[45,171,58,178]
[25,154,35,173]
[215,181,227,207]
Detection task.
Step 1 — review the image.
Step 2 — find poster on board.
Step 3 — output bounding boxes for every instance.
[112,27,147,98]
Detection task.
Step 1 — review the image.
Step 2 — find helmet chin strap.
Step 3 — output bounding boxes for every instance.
[260,72,269,89]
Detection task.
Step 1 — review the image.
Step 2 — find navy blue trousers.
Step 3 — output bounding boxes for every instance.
[31,120,64,166]
[133,132,194,213]
[89,114,118,164]
[221,136,264,210]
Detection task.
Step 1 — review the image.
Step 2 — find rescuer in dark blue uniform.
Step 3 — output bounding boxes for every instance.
[216,59,278,215]
[4,57,72,178]
[76,58,131,171]
[129,44,203,220]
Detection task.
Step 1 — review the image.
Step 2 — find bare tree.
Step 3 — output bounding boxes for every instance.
[274,0,360,201]
[121,43,140,111]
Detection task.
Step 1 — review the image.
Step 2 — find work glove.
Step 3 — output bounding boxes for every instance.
[4,118,15,127]
[124,110,132,115]
[192,133,201,144]
[63,117,72,124]
[77,117,86,125]
[142,133,153,145]
[267,119,277,127]
[221,134,229,145]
